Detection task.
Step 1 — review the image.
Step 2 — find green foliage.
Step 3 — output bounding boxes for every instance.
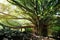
[51,17,60,32]
[1,19,21,27]
[0,3,33,28]
[25,28,32,32]
[55,17,60,26]
[8,0,60,26]
[7,0,60,36]
[51,26,60,31]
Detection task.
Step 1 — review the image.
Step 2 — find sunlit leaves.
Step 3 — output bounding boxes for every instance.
[1,19,21,27]
[8,0,60,26]
[0,3,33,27]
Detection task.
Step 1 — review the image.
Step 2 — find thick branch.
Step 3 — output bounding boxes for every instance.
[11,25,35,28]
[0,23,35,29]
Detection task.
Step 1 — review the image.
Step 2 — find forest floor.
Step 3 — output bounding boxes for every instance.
[3,37,56,40]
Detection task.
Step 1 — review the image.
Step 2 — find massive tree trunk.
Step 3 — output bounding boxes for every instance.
[36,24,48,37]
[41,25,48,37]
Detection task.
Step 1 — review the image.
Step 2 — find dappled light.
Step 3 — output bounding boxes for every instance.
[0,0,60,40]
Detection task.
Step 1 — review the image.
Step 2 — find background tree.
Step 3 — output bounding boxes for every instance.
[7,0,60,36]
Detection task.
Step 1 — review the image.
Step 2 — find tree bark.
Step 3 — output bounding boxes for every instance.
[36,24,48,37]
[41,25,48,37]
